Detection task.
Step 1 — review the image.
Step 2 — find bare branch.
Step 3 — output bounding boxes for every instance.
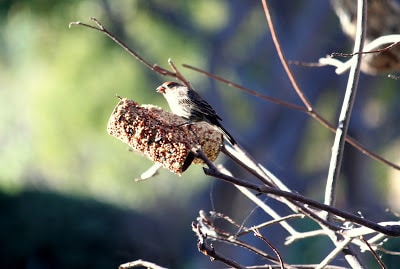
[324,0,366,213]
[69,18,187,81]
[360,237,387,269]
[253,228,285,269]
[316,237,353,269]
[260,0,313,111]
[182,64,306,112]
[196,147,400,237]
[192,222,247,269]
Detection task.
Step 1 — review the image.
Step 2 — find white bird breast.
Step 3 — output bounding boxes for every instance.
[163,92,190,118]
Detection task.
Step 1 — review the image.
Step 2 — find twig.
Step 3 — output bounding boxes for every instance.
[70,18,164,73]
[376,246,400,255]
[167,58,192,89]
[192,222,247,269]
[182,64,306,112]
[320,35,400,75]
[342,221,400,238]
[207,209,301,239]
[69,17,189,84]
[195,212,289,266]
[234,184,303,237]
[260,0,313,111]
[253,228,285,269]
[324,0,366,212]
[359,237,387,269]
[285,229,330,245]
[331,38,400,58]
[237,214,303,238]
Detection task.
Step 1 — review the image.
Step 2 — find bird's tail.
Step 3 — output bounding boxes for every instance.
[218,124,236,145]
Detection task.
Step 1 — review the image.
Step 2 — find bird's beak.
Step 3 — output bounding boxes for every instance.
[156,86,165,94]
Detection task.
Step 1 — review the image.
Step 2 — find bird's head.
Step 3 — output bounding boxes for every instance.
[156,81,182,95]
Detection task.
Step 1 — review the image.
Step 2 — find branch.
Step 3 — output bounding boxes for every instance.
[316,238,353,269]
[324,0,366,211]
[192,222,248,269]
[69,17,193,88]
[195,148,400,237]
[260,0,313,111]
[253,228,285,269]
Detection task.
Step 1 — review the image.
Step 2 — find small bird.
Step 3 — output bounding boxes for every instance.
[156,81,236,145]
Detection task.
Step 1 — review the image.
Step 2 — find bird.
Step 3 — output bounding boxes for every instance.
[156,81,236,145]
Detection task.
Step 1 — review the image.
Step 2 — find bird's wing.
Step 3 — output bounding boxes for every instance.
[182,89,222,121]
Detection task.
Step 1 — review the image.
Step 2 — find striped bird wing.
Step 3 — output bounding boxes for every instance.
[178,89,222,122]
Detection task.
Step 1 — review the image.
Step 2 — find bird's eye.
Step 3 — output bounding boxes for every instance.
[166,82,180,88]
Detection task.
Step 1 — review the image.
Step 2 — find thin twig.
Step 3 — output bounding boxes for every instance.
[69,17,190,82]
[167,58,192,89]
[196,213,288,266]
[70,18,163,73]
[331,39,400,58]
[285,229,329,245]
[193,222,247,269]
[360,237,387,269]
[377,246,400,255]
[253,228,285,269]
[234,184,303,236]
[236,213,303,237]
[322,34,400,74]
[260,0,313,111]
[182,64,306,112]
